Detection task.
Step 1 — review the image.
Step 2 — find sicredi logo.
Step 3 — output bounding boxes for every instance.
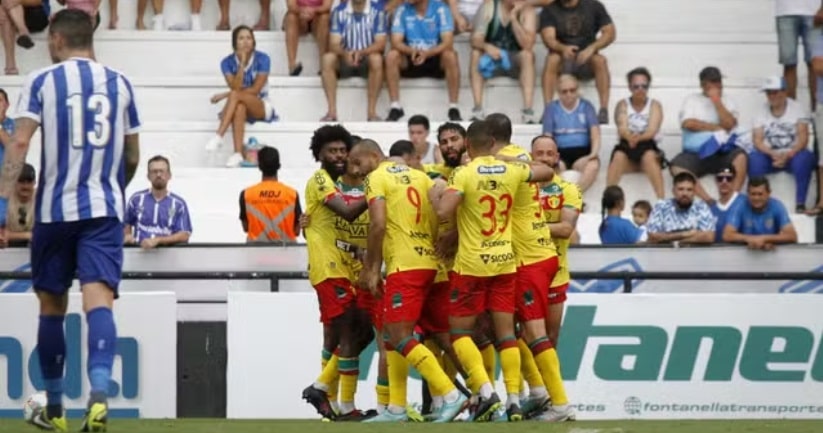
[0,314,140,418]
[560,306,823,382]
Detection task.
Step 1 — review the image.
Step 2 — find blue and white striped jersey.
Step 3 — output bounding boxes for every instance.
[330,0,387,52]
[16,57,141,224]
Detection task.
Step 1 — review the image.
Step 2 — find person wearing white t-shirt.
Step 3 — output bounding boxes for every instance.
[775,0,821,106]
[669,66,747,205]
[749,76,816,212]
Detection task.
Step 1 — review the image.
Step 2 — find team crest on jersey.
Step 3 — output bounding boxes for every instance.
[477,165,507,175]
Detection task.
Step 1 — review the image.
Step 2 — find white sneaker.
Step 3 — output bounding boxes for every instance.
[152,15,165,31]
[470,107,484,121]
[191,14,202,31]
[225,152,244,168]
[535,404,576,422]
[205,135,222,151]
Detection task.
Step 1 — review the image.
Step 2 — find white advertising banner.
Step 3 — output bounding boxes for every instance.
[0,293,177,419]
[226,292,823,420]
[1,245,821,297]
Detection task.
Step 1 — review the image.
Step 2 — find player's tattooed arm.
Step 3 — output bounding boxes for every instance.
[0,118,37,199]
[324,194,368,223]
[124,134,140,187]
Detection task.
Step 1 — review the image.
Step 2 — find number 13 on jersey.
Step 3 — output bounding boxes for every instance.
[67,93,112,149]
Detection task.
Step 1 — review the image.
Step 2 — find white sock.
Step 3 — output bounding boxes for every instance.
[479,383,494,399]
[443,389,460,404]
[507,393,520,407]
[339,401,355,414]
[449,103,458,109]
[390,101,402,109]
[377,404,387,414]
[432,395,444,411]
[329,401,339,414]
[312,382,328,392]
[530,386,548,399]
[387,404,405,415]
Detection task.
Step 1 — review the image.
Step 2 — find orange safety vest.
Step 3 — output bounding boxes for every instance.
[243,180,299,242]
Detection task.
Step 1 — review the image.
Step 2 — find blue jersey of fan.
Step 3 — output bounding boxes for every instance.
[331,0,387,51]
[391,0,453,51]
[16,58,141,224]
[220,50,272,100]
[541,99,598,149]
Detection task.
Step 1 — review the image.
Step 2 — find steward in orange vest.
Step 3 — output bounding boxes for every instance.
[239,146,302,242]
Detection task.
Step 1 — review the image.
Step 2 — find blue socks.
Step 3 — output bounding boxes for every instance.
[38,315,66,415]
[86,307,117,398]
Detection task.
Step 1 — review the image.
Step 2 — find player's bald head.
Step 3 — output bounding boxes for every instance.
[558,74,578,88]
[349,139,385,175]
[465,120,494,156]
[351,139,384,158]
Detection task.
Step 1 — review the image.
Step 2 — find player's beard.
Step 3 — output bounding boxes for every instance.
[322,159,347,180]
[444,150,465,168]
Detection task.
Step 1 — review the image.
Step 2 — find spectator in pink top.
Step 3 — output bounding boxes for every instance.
[57,0,101,29]
[284,0,332,76]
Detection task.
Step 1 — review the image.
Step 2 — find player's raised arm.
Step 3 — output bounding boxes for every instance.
[324,192,368,223]
[526,161,554,183]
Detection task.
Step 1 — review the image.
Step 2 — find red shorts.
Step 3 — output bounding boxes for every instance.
[355,287,383,331]
[448,272,517,317]
[383,269,437,325]
[516,257,559,322]
[419,281,450,334]
[313,278,356,325]
[548,282,569,305]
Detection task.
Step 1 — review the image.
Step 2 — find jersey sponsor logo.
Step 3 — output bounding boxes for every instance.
[409,231,431,240]
[413,246,435,256]
[476,165,507,175]
[479,252,514,264]
[480,239,509,248]
[476,179,500,191]
[532,221,547,230]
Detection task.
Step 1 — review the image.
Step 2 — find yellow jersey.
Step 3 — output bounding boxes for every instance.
[304,169,353,285]
[423,163,455,181]
[448,155,532,277]
[336,180,369,280]
[497,144,557,267]
[434,218,456,283]
[540,175,583,287]
[365,161,438,276]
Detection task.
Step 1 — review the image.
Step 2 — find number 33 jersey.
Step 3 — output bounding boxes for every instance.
[364,161,438,276]
[447,156,532,277]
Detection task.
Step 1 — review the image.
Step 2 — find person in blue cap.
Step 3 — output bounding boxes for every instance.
[468,0,537,124]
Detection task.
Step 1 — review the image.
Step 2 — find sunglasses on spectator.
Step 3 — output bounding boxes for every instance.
[715,175,733,183]
[631,83,649,90]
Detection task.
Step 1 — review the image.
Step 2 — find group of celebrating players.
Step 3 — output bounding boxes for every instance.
[298,113,582,423]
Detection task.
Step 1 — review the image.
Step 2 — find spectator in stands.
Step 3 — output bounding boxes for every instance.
[749,76,815,213]
[0,88,15,171]
[284,0,332,76]
[709,165,746,242]
[599,185,646,245]
[389,139,423,169]
[775,0,820,108]
[213,0,273,31]
[631,199,650,228]
[0,0,42,74]
[240,147,302,242]
[606,67,665,200]
[808,18,823,216]
[385,0,462,122]
[539,0,614,124]
[408,115,443,164]
[541,74,600,193]
[646,172,715,244]
[124,156,193,249]
[57,1,101,29]
[722,177,798,249]
[3,163,35,247]
[135,0,204,30]
[446,0,481,33]
[468,0,537,123]
[206,26,279,168]
[320,0,388,122]
[670,66,747,204]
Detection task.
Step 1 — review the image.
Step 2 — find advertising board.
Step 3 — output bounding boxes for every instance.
[226,293,823,420]
[0,293,177,419]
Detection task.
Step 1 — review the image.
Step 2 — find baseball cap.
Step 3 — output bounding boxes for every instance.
[716,165,736,177]
[699,66,723,83]
[18,163,35,182]
[761,76,786,92]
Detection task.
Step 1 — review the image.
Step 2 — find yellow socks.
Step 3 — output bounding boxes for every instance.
[530,337,568,405]
[338,356,359,411]
[315,350,339,391]
[452,335,490,394]
[479,341,497,382]
[518,338,544,390]
[399,337,455,397]
[496,336,521,397]
[387,350,409,408]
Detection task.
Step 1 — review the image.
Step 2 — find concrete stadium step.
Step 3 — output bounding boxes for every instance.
[0,75,802,128]
[119,166,817,244]
[88,0,774,35]
[11,30,784,82]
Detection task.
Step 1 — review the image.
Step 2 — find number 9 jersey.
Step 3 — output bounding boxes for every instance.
[447,156,532,277]
[364,161,438,276]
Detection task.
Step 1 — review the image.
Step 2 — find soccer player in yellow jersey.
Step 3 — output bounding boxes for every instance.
[301,125,371,421]
[350,140,469,423]
[423,122,467,180]
[487,114,575,422]
[436,120,555,422]
[532,135,582,347]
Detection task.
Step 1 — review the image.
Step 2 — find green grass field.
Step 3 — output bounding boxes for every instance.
[2,419,822,433]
